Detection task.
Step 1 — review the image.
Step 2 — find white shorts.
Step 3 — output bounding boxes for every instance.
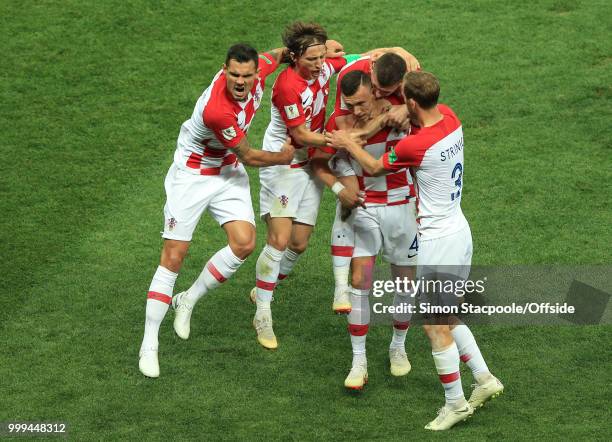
[351,201,418,266]
[259,165,324,226]
[416,225,473,280]
[162,163,255,241]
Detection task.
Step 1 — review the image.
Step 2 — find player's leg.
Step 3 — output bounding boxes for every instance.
[139,163,207,377]
[446,226,503,407]
[277,221,313,282]
[173,221,255,339]
[380,202,418,376]
[139,239,186,377]
[252,215,292,349]
[172,168,256,339]
[344,255,374,390]
[330,201,354,314]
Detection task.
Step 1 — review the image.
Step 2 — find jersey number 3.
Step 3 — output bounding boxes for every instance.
[451,162,463,201]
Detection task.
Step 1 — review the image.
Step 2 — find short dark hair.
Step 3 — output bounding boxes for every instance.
[341,70,372,97]
[225,43,258,67]
[374,53,407,87]
[282,21,327,65]
[402,71,440,109]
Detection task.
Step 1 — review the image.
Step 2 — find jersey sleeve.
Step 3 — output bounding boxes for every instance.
[258,52,279,81]
[272,79,306,128]
[325,56,348,74]
[204,110,245,149]
[382,136,423,171]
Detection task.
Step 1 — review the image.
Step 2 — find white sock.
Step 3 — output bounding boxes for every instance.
[331,214,354,293]
[255,244,284,315]
[141,266,178,352]
[390,291,412,350]
[432,343,465,407]
[451,324,491,381]
[277,248,300,283]
[348,287,370,366]
[183,245,244,307]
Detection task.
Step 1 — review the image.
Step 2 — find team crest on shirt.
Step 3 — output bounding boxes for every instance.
[167,217,177,231]
[222,126,237,140]
[284,104,300,120]
[279,195,289,208]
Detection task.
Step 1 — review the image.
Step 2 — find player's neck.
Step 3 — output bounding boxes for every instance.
[418,106,443,128]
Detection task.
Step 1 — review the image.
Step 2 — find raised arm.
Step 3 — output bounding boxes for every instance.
[364,47,421,72]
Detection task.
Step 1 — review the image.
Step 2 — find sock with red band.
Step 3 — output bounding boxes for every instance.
[255,244,284,314]
[183,245,244,307]
[141,265,178,352]
[278,248,300,283]
[348,287,370,366]
[390,290,413,349]
[451,324,491,381]
[432,343,465,407]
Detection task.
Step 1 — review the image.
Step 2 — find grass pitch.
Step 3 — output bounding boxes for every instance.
[1,0,610,440]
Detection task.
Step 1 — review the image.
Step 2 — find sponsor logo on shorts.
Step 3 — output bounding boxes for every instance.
[167,217,177,231]
[279,195,289,208]
[284,104,300,120]
[222,126,237,141]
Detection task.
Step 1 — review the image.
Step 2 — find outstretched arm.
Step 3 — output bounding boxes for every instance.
[325,130,386,176]
[363,47,421,71]
[232,137,294,167]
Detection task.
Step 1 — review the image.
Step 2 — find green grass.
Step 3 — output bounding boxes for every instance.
[1,0,611,440]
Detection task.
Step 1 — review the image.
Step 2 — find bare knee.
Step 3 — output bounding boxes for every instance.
[287,239,308,254]
[160,241,189,273]
[229,234,256,260]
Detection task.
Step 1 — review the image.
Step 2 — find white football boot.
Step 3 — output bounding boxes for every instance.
[139,348,159,378]
[389,348,412,376]
[344,362,368,390]
[425,401,474,431]
[332,288,352,314]
[172,292,192,340]
[468,375,504,408]
[253,312,277,349]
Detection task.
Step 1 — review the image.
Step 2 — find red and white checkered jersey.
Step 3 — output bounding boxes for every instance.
[324,114,415,207]
[382,104,468,239]
[262,57,346,167]
[334,56,404,117]
[174,53,278,175]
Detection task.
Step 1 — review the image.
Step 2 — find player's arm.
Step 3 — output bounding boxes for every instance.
[325,130,386,176]
[364,47,421,72]
[288,124,327,148]
[232,137,294,167]
[334,113,387,145]
[310,149,363,209]
[265,47,290,66]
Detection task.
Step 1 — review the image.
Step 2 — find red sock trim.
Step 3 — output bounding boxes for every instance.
[460,354,472,363]
[348,323,369,336]
[278,273,287,280]
[439,371,460,384]
[393,320,410,330]
[147,291,172,304]
[206,262,227,283]
[331,245,354,257]
[256,279,276,291]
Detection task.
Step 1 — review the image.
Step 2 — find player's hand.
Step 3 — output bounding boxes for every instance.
[337,187,365,209]
[384,105,409,129]
[404,52,421,72]
[278,138,295,165]
[325,39,345,58]
[325,130,360,151]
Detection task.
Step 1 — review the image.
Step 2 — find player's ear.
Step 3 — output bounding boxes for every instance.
[222,63,227,72]
[289,52,296,63]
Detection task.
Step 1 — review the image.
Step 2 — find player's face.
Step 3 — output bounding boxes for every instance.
[343,84,375,123]
[293,44,327,80]
[371,70,400,99]
[223,59,258,102]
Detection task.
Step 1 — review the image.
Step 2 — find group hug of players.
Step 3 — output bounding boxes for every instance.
[137,21,504,431]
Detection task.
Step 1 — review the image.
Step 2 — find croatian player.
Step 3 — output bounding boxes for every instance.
[326,71,503,430]
[250,22,366,350]
[329,52,414,313]
[315,70,418,388]
[138,44,294,378]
